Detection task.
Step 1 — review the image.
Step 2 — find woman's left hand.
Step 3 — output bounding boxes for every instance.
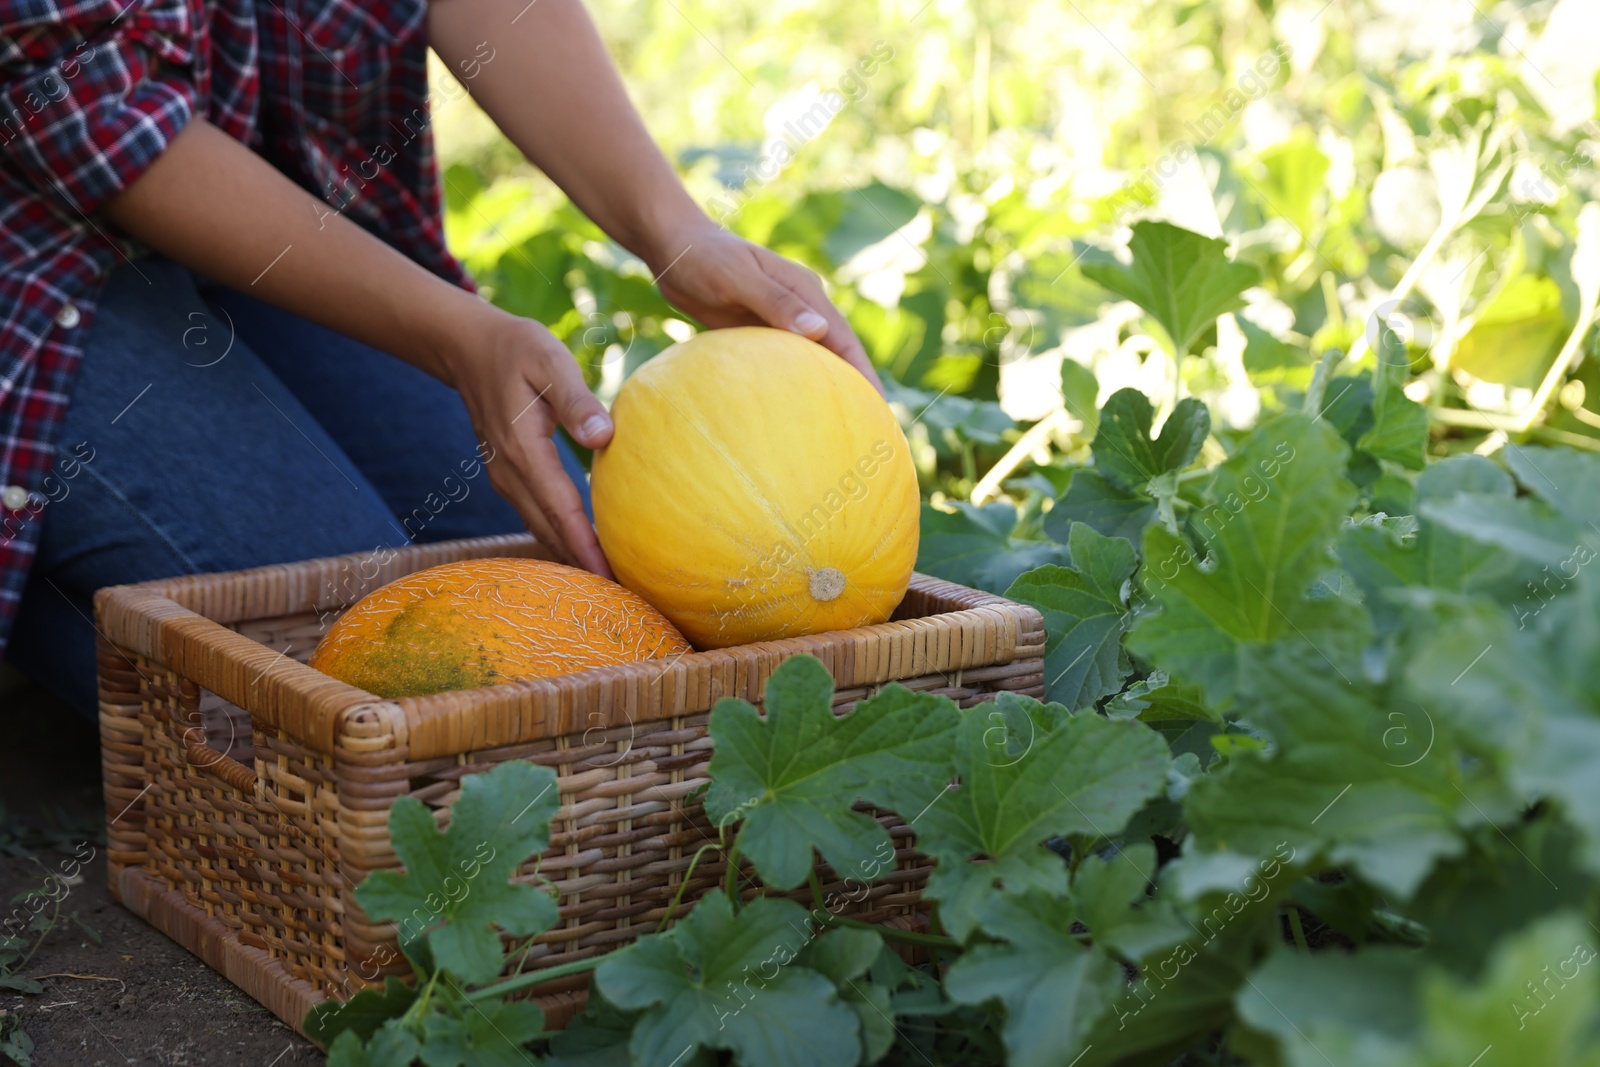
[646,223,884,393]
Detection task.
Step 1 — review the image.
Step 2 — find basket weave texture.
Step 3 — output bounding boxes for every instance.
[93,534,1045,1035]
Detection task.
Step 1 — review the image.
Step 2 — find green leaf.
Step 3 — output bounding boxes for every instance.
[0,1020,33,1067]
[419,999,545,1067]
[1091,389,1211,493]
[858,290,946,388]
[913,693,1169,939]
[1059,358,1102,437]
[1103,671,1217,724]
[1006,245,1115,341]
[1453,274,1569,389]
[1004,524,1137,709]
[1044,469,1157,545]
[1069,844,1190,962]
[543,991,634,1067]
[327,1022,421,1067]
[944,892,1118,1067]
[768,183,922,271]
[886,378,1017,449]
[917,501,1073,594]
[1234,948,1423,1064]
[1416,912,1600,1067]
[1081,221,1261,358]
[705,655,960,890]
[1184,647,1467,900]
[1256,132,1331,239]
[594,892,861,1067]
[1238,913,1600,1067]
[1357,321,1428,469]
[1420,490,1582,567]
[1077,923,1260,1067]
[1504,443,1600,528]
[827,183,923,267]
[546,989,714,1067]
[1339,456,1531,630]
[356,761,561,985]
[1320,371,1375,445]
[1405,818,1591,978]
[797,930,895,1063]
[1406,580,1600,874]
[1240,317,1312,375]
[1129,412,1369,708]
[304,977,418,1045]
[482,232,576,326]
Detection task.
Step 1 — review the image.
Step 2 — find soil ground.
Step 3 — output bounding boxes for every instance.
[0,667,323,1067]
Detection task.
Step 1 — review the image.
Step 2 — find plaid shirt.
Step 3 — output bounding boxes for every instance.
[0,0,469,655]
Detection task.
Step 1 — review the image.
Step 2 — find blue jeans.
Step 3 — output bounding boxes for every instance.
[7,256,590,720]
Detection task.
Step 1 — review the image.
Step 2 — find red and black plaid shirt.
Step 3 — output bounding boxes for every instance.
[0,0,470,654]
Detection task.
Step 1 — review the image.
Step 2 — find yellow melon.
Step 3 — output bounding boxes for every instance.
[309,558,692,697]
[590,327,919,648]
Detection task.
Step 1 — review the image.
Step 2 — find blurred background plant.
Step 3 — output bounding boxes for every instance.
[434,0,1600,539]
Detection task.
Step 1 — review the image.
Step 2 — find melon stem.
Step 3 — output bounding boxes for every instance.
[808,568,845,601]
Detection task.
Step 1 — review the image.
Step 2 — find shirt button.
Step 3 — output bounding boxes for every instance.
[55,303,81,329]
[1,485,29,510]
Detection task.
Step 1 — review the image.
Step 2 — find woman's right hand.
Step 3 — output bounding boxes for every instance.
[444,307,615,578]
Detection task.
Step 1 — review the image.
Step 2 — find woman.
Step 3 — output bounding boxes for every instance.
[0,0,880,717]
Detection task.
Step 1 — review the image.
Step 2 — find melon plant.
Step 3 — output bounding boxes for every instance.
[312,207,1600,1066]
[312,385,1600,1067]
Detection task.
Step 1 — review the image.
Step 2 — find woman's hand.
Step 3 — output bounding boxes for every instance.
[444,307,615,577]
[645,222,884,392]
[429,0,881,390]
[442,221,883,578]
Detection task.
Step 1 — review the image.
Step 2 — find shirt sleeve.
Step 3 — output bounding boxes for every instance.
[0,0,197,218]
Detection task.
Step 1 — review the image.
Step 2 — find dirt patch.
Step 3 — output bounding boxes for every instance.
[0,668,322,1066]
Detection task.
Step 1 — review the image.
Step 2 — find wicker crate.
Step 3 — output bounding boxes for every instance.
[92,534,1045,1036]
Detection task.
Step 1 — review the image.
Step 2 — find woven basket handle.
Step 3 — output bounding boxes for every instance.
[181,729,260,793]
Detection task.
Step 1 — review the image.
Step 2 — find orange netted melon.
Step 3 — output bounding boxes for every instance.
[309,558,692,698]
[591,326,919,649]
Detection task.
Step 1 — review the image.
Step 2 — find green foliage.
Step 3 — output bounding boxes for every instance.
[1359,325,1430,470]
[1453,275,1570,388]
[594,892,864,1067]
[357,760,561,985]
[807,934,898,1064]
[705,656,960,889]
[308,762,562,1062]
[1045,468,1157,544]
[1338,456,1528,631]
[440,0,1600,494]
[420,1000,547,1067]
[916,500,1071,593]
[306,978,417,1045]
[944,891,1118,1067]
[769,183,922,269]
[1081,221,1261,359]
[1130,413,1369,708]
[914,693,1169,939]
[1236,914,1600,1066]
[327,1023,419,1067]
[1003,524,1137,709]
[1184,649,1467,900]
[1092,390,1211,494]
[304,426,1600,1065]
